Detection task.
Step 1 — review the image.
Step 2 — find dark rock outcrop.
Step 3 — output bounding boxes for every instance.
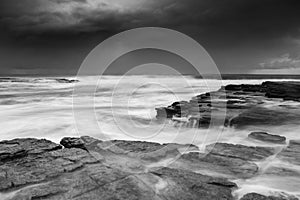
[248,132,286,144]
[155,81,300,129]
[262,81,300,101]
[55,78,79,83]
[229,107,300,128]
[60,137,87,151]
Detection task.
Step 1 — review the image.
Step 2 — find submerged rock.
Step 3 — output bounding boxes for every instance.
[206,143,276,161]
[241,193,299,200]
[248,132,286,144]
[174,152,259,179]
[277,140,300,165]
[170,142,278,179]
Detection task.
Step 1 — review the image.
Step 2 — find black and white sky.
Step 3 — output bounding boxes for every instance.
[1,0,300,75]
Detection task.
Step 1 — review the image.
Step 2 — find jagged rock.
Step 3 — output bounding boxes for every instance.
[0,138,62,161]
[248,132,286,144]
[60,137,87,151]
[240,193,299,200]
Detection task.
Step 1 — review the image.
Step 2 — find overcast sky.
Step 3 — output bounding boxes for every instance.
[0,0,300,75]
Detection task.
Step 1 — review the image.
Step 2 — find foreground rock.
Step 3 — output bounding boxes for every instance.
[248,132,286,144]
[1,137,298,199]
[155,81,300,128]
[0,137,238,200]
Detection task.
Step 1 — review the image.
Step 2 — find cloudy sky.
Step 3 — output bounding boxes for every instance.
[0,0,300,75]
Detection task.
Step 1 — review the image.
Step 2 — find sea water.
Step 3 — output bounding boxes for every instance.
[0,75,300,198]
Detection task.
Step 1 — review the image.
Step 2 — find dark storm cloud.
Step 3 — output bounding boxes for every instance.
[0,0,300,75]
[1,0,298,37]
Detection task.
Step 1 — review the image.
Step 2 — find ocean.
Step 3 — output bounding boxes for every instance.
[1,75,299,144]
[1,75,300,198]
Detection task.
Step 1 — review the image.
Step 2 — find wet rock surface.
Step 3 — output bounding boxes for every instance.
[0,137,240,200]
[206,143,276,161]
[248,132,286,144]
[171,143,276,179]
[0,135,299,200]
[241,193,298,200]
[173,151,259,179]
[1,136,294,200]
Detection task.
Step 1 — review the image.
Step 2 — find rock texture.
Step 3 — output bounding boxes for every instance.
[155,81,300,128]
[0,136,298,200]
[248,132,286,144]
[0,138,62,161]
[0,137,239,200]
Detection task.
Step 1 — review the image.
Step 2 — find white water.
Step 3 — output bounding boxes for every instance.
[1,75,300,198]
